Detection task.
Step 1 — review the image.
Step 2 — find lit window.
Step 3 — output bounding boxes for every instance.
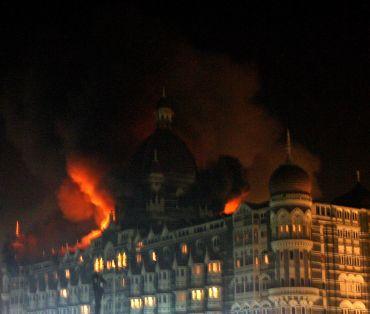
[208,286,221,299]
[151,251,157,262]
[117,252,127,268]
[121,277,125,287]
[193,264,203,275]
[298,225,302,232]
[191,289,204,301]
[176,291,186,302]
[80,305,90,314]
[65,269,70,280]
[79,255,84,263]
[292,225,296,232]
[130,298,143,309]
[99,257,104,271]
[136,253,142,264]
[136,241,143,251]
[181,243,188,254]
[208,261,221,273]
[285,225,289,232]
[94,257,104,272]
[144,296,156,307]
[60,289,68,298]
[264,254,269,264]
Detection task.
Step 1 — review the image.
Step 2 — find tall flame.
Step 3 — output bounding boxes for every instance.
[223,190,248,215]
[58,156,115,251]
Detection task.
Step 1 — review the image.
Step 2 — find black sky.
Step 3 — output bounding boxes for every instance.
[0,1,369,245]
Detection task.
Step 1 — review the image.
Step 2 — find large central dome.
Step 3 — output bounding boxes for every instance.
[130,128,197,179]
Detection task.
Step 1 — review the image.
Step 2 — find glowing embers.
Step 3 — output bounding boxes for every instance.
[94,257,104,272]
[80,305,90,314]
[191,288,204,301]
[60,289,68,298]
[130,298,143,309]
[208,261,221,273]
[208,286,221,299]
[117,252,127,268]
[144,296,156,307]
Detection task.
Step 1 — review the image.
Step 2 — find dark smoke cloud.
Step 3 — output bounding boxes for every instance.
[0,4,320,254]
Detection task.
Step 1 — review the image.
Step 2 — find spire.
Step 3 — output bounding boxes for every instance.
[156,88,174,128]
[286,129,292,163]
[356,170,361,183]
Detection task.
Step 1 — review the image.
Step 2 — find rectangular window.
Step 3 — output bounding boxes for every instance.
[80,305,90,314]
[208,261,221,273]
[191,289,204,301]
[176,291,186,303]
[144,296,156,307]
[208,286,221,299]
[130,298,143,309]
[193,264,203,275]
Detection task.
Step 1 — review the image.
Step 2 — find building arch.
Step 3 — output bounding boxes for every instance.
[103,242,115,260]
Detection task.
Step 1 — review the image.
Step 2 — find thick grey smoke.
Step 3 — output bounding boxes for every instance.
[0,7,320,253]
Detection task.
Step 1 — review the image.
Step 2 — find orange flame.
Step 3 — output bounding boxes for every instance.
[15,220,21,238]
[58,156,115,251]
[223,191,248,215]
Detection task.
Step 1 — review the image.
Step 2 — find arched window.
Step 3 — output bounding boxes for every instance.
[180,243,188,255]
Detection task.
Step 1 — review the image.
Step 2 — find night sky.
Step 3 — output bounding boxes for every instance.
[0,1,369,248]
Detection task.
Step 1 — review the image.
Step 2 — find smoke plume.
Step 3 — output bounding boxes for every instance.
[0,4,321,256]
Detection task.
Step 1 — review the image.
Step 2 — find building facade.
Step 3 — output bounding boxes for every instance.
[1,95,369,314]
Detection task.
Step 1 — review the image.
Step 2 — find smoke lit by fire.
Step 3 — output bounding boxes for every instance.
[57,155,115,251]
[223,190,249,215]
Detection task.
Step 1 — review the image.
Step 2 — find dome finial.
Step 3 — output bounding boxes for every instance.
[156,88,174,129]
[286,129,292,163]
[356,170,361,183]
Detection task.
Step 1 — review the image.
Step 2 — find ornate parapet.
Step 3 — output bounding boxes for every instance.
[271,239,313,252]
[268,287,320,306]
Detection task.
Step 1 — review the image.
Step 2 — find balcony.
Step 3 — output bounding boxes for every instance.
[271,239,313,252]
[268,286,320,303]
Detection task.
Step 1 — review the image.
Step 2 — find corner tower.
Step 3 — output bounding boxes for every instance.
[268,131,319,312]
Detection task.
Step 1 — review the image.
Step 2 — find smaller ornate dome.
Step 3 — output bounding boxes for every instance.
[269,163,311,196]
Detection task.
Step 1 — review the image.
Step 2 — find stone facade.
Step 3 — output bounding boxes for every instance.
[1,96,369,314]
